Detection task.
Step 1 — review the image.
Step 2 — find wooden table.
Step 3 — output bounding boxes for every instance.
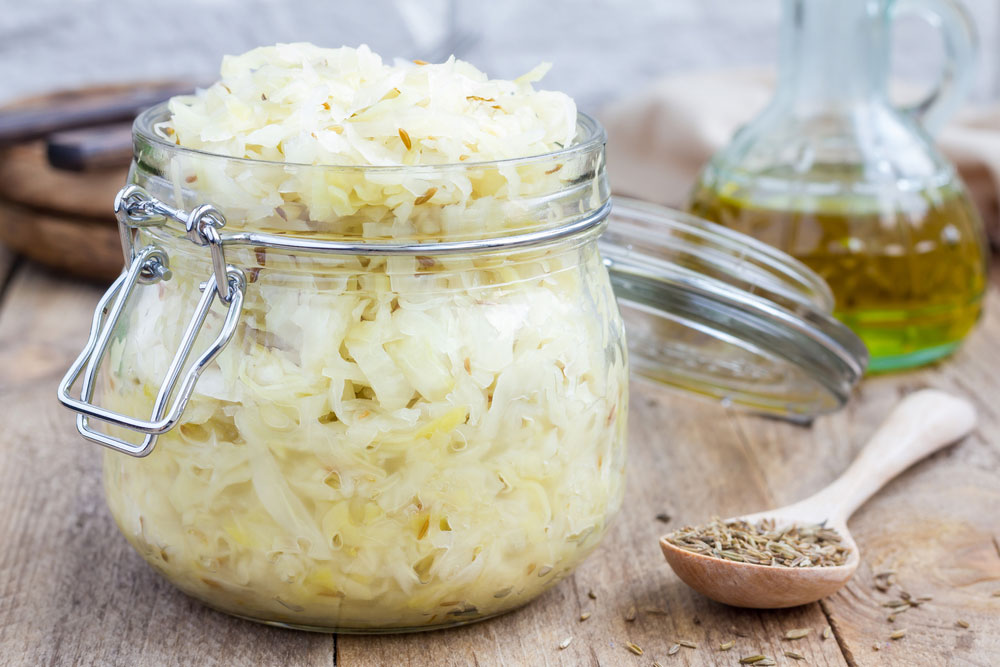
[1,249,998,666]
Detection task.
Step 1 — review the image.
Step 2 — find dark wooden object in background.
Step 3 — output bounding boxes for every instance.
[0,140,123,282]
[0,253,997,665]
[46,124,134,172]
[0,82,200,282]
[0,81,193,146]
[0,91,132,282]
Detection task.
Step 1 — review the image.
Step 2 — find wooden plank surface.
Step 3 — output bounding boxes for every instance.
[0,265,333,667]
[0,260,997,666]
[730,300,1000,665]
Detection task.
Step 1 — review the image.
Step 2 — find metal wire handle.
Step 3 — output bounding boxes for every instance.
[115,185,611,259]
[114,185,235,301]
[57,244,246,457]
[60,183,607,455]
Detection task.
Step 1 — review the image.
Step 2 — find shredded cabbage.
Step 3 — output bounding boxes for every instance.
[101,44,626,631]
[156,43,582,241]
[164,44,577,169]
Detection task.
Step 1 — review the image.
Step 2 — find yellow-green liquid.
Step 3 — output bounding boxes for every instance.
[689,185,987,371]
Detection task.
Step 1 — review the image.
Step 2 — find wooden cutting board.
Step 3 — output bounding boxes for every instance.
[0,138,124,281]
[0,82,193,282]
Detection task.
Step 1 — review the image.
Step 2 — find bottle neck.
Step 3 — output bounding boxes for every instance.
[775,0,890,114]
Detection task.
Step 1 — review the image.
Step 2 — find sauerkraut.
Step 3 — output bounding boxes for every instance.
[164,43,577,168]
[100,45,627,631]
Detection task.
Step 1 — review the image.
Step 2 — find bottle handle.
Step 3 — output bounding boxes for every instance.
[892,0,977,135]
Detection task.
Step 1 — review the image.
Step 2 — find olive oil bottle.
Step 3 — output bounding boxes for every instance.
[689,0,987,371]
[690,177,986,370]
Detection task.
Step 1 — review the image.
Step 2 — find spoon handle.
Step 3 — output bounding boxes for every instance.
[807,389,976,524]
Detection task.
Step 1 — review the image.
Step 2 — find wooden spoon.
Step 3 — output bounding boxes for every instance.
[660,389,976,608]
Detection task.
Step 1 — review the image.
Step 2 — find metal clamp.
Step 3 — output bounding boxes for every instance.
[62,183,609,455]
[114,185,612,259]
[57,242,246,458]
[114,184,234,302]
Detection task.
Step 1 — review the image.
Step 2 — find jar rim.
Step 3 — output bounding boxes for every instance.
[131,191,612,257]
[133,103,607,172]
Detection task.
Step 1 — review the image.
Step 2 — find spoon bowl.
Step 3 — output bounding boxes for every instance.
[661,390,976,608]
[660,518,859,608]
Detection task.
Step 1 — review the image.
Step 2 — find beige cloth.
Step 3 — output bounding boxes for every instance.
[599,68,1000,247]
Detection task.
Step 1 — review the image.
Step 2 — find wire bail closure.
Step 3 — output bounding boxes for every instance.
[57,187,247,456]
[115,185,236,302]
[59,184,610,455]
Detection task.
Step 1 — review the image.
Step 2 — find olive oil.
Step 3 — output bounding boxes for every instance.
[690,183,987,371]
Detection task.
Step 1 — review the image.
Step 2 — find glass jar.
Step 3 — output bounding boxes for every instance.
[688,0,989,372]
[59,104,866,633]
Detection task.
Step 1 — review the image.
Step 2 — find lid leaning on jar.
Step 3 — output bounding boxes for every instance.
[602,198,867,421]
[57,105,865,455]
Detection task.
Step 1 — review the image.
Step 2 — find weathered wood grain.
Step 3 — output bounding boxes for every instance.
[336,386,848,666]
[0,259,997,666]
[0,264,333,667]
[730,274,1000,666]
[822,299,1000,665]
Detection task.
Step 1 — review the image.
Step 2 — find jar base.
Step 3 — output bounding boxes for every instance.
[223,603,525,634]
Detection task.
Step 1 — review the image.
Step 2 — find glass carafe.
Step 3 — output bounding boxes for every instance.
[689,0,988,371]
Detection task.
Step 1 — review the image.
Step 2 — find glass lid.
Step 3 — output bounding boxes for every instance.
[601,197,868,421]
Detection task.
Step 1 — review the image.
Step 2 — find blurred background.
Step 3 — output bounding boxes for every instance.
[3,0,999,113]
[2,0,999,284]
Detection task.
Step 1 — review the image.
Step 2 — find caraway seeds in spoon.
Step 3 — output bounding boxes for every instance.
[664,517,850,567]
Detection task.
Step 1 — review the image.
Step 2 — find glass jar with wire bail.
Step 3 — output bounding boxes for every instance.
[59,104,867,634]
[59,103,627,632]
